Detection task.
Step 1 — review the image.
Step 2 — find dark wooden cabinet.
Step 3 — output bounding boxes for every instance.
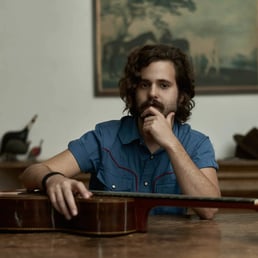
[0,161,90,190]
[217,158,258,197]
[0,161,35,190]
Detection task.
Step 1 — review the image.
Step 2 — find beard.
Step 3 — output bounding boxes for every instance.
[137,98,177,119]
[136,98,180,120]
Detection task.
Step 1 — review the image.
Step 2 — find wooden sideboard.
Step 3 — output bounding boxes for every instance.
[217,158,258,197]
[0,161,35,190]
[0,161,91,190]
[0,159,258,197]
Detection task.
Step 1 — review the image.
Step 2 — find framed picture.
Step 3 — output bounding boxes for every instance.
[93,0,258,96]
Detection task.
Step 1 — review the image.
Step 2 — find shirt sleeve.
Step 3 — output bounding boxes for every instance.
[68,130,101,173]
[191,136,218,171]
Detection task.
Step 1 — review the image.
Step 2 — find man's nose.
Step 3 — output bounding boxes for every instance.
[148,85,158,97]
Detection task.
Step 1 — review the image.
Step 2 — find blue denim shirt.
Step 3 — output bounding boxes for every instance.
[68,116,218,215]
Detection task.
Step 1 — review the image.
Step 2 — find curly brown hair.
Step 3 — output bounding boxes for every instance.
[119,44,195,123]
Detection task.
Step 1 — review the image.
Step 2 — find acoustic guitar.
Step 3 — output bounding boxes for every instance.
[0,190,257,236]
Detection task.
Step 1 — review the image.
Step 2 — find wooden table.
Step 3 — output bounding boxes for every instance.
[1,212,258,258]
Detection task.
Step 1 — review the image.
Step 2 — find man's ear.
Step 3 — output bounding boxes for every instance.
[178,93,185,104]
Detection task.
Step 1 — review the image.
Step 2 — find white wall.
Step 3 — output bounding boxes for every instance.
[0,0,257,161]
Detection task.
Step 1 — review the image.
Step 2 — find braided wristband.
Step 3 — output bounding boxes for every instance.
[41,172,64,192]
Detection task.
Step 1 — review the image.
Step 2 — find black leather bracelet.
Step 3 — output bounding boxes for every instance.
[41,172,64,192]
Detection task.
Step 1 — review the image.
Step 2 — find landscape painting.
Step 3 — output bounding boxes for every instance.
[93,0,258,96]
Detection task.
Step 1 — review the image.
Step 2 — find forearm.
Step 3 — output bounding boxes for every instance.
[165,138,221,219]
[20,163,53,190]
[20,150,82,191]
[166,140,220,196]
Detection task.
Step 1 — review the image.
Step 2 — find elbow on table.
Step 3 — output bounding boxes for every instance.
[198,207,219,220]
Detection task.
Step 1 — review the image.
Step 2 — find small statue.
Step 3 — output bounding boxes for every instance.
[27,139,43,161]
[0,115,38,161]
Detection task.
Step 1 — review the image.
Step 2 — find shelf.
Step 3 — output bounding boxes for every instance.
[217,158,258,197]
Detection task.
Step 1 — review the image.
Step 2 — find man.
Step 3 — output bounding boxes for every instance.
[21,44,221,220]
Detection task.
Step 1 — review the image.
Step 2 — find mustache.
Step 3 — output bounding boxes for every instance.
[138,99,165,115]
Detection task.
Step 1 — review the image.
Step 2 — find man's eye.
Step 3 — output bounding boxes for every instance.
[139,82,149,88]
[160,83,169,89]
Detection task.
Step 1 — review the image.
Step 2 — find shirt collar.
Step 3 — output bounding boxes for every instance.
[118,116,141,144]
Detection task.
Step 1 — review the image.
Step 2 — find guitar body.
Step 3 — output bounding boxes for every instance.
[0,192,53,231]
[1,190,257,236]
[0,192,137,236]
[56,195,137,235]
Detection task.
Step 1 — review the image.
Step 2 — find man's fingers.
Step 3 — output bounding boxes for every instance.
[62,181,92,218]
[49,185,73,220]
[62,186,78,218]
[73,181,92,199]
[141,106,161,118]
[47,179,92,220]
[166,112,175,126]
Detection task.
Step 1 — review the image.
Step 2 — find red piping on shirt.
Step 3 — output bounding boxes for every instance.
[103,148,139,191]
[152,172,175,192]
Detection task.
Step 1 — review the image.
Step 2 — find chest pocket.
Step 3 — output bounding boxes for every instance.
[96,167,136,191]
[152,172,185,215]
[153,172,181,194]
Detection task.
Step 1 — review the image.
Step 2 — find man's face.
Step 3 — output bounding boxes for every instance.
[135,60,180,118]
